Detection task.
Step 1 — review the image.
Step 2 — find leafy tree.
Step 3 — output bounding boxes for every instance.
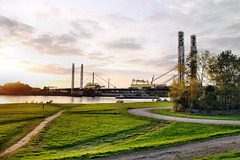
[203,85,218,111]
[188,78,201,110]
[169,79,189,112]
[169,50,240,113]
[2,81,32,94]
[197,50,216,86]
[209,50,240,110]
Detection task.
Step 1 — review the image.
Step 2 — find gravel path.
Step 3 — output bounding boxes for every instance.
[0,110,65,157]
[98,107,240,160]
[128,107,240,125]
[99,135,240,160]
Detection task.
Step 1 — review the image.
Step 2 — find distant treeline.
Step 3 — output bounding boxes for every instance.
[0,81,45,95]
[169,50,240,113]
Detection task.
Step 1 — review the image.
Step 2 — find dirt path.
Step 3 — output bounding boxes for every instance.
[128,107,240,124]
[99,135,240,160]
[98,107,240,160]
[0,110,65,157]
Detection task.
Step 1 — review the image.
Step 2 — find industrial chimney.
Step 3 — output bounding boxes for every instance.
[178,31,185,80]
[190,35,197,78]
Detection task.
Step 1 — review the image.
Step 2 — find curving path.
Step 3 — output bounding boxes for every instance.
[128,107,240,125]
[98,135,240,160]
[0,110,65,157]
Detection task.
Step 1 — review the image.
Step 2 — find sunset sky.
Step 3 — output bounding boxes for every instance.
[0,0,239,88]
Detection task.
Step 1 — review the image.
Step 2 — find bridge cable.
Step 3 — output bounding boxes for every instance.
[161,74,178,84]
[83,73,92,84]
[95,73,117,88]
[153,66,177,82]
[94,77,105,86]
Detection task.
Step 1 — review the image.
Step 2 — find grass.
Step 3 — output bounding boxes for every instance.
[196,149,240,160]
[3,102,240,160]
[0,119,43,152]
[0,103,68,124]
[0,122,28,146]
[150,109,240,121]
[42,112,150,149]
[0,103,70,153]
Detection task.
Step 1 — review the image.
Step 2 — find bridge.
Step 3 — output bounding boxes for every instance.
[47,31,197,97]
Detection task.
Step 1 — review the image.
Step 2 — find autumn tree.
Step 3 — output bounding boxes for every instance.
[169,50,240,113]
[169,79,189,112]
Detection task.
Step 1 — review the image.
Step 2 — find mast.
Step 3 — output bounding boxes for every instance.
[71,63,75,94]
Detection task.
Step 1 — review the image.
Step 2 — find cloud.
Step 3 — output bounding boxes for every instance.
[57,34,77,44]
[23,33,83,56]
[26,63,72,75]
[20,61,31,64]
[105,38,143,50]
[0,15,35,38]
[127,56,176,69]
[210,36,240,52]
[106,14,136,25]
[69,20,101,39]
[88,51,115,63]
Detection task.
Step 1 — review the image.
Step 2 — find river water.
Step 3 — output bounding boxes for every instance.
[0,95,169,104]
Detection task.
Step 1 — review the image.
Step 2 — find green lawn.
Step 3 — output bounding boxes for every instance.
[150,109,240,121]
[0,103,70,152]
[3,102,240,160]
[0,103,69,123]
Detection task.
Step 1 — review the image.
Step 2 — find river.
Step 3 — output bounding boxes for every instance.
[0,95,170,104]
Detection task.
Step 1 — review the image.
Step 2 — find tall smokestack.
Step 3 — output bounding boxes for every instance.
[71,63,75,94]
[80,64,83,89]
[190,34,197,78]
[190,34,197,52]
[178,31,185,81]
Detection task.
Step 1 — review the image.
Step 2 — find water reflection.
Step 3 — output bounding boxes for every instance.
[0,95,170,104]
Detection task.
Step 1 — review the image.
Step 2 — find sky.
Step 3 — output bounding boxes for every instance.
[0,0,239,88]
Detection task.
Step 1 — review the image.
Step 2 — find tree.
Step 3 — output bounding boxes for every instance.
[169,79,189,112]
[188,77,201,110]
[209,50,240,110]
[203,85,217,111]
[197,50,216,86]
[169,50,240,113]
[2,81,32,94]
